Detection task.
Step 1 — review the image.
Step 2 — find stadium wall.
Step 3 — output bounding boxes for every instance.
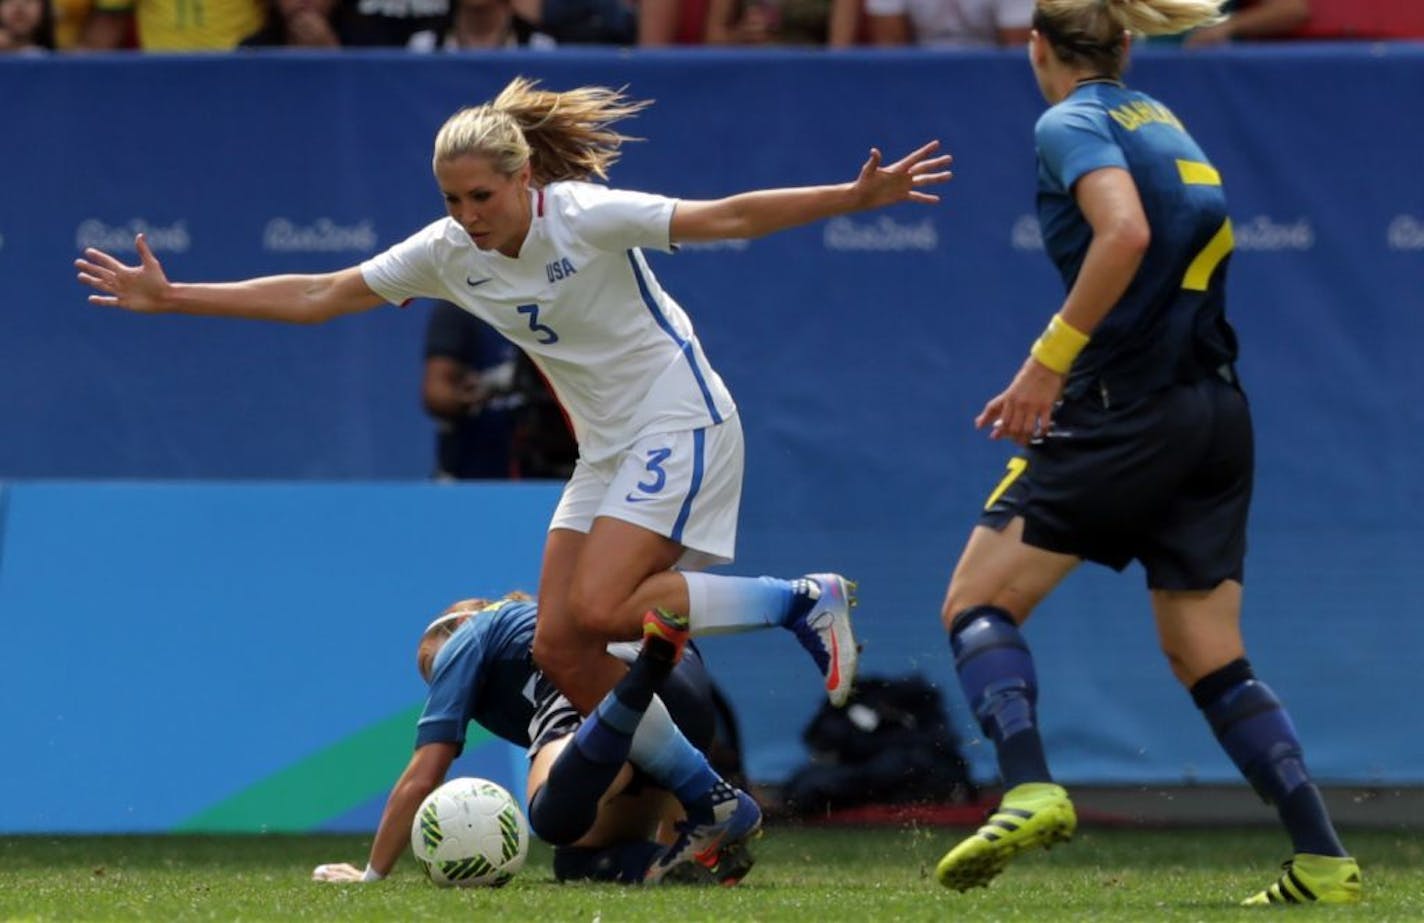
[1,48,1420,832]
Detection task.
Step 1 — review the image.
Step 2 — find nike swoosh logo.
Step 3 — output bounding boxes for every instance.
[825,622,840,692]
[466,276,493,287]
[625,493,657,504]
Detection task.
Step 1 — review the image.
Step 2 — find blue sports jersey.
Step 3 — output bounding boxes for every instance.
[1036,80,1239,405]
[416,599,539,752]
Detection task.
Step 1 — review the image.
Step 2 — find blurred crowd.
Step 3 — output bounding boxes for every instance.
[2,0,1419,55]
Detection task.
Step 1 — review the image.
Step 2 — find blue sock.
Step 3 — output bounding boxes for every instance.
[571,655,664,763]
[950,605,1052,788]
[681,573,817,635]
[628,696,723,820]
[527,653,673,845]
[1191,658,1346,857]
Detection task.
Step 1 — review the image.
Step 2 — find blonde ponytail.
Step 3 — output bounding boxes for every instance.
[1034,0,1225,73]
[433,77,651,185]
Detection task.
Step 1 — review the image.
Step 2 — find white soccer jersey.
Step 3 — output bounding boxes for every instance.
[361,181,737,464]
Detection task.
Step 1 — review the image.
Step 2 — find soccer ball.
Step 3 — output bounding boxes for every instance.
[410,777,529,887]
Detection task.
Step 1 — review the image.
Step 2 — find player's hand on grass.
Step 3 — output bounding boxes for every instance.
[977,355,1066,446]
[75,233,172,313]
[851,141,953,209]
[311,862,372,883]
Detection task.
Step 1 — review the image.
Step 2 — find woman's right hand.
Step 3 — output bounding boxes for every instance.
[75,233,172,313]
[976,355,1066,446]
[311,862,372,883]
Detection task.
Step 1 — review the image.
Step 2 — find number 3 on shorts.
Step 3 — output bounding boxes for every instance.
[984,457,1028,510]
[636,448,672,494]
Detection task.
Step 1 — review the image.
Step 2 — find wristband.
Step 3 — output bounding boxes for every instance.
[362,864,385,882]
[1029,313,1090,375]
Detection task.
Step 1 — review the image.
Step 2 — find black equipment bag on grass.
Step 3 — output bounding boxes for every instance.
[782,674,977,815]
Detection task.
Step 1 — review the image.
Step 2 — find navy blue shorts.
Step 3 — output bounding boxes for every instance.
[980,375,1253,590]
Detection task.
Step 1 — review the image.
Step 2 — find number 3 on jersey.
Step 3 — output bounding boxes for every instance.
[516,303,559,345]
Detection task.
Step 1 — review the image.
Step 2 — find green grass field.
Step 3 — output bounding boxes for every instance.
[1,826,1418,921]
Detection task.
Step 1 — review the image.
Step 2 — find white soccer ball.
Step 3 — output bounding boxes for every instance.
[410,777,529,888]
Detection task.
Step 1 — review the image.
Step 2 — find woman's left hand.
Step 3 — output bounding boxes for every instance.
[851,141,953,209]
[976,356,1067,446]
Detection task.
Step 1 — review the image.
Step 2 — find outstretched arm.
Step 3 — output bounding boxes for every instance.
[76,233,387,324]
[669,141,951,242]
[312,742,458,882]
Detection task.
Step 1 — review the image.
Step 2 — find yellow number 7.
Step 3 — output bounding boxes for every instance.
[984,457,1028,510]
[1182,218,1234,292]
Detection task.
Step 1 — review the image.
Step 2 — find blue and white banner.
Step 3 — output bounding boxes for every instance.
[1,47,1421,830]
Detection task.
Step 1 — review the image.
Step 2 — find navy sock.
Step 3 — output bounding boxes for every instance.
[527,653,674,845]
[552,841,663,884]
[573,654,672,763]
[1191,658,1345,857]
[950,606,1052,788]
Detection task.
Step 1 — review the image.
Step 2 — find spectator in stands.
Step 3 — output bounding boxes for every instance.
[83,0,263,48]
[1184,0,1307,45]
[703,0,859,45]
[335,0,448,49]
[49,0,93,48]
[442,0,554,48]
[0,0,55,50]
[504,0,679,43]
[240,0,343,46]
[507,350,579,479]
[505,0,625,42]
[422,301,523,480]
[423,301,577,480]
[635,0,679,41]
[859,0,1032,46]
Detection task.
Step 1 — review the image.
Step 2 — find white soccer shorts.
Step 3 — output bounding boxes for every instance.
[549,414,744,570]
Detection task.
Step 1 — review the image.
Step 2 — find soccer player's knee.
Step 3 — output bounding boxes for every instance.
[531,633,582,687]
[564,585,626,637]
[1188,658,1256,710]
[938,598,959,633]
[1160,646,1194,687]
[527,786,595,846]
[940,588,982,631]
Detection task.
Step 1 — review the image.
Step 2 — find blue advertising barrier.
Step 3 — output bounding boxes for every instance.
[0,482,559,833]
[1,47,1422,831]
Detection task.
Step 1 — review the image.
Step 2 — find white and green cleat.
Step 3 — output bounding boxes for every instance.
[935,782,1077,892]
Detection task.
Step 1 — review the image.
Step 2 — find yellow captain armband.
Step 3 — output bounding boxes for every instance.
[1029,313,1090,375]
